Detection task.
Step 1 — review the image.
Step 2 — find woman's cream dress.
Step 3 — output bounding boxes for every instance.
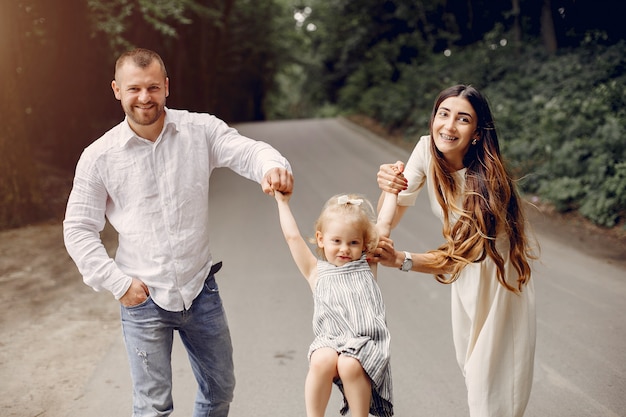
[398,136,536,417]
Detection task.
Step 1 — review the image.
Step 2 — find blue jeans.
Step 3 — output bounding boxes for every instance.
[120,265,235,417]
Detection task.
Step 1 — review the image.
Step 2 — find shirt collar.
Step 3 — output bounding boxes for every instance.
[119,119,137,147]
[118,107,178,147]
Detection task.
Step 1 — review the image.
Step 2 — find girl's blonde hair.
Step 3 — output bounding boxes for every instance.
[311,194,379,260]
[426,85,537,293]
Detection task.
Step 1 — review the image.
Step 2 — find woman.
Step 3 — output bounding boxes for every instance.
[375,85,537,417]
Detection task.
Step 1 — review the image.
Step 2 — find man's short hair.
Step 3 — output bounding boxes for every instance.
[115,48,167,79]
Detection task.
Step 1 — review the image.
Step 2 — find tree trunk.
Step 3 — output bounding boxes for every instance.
[541,0,558,53]
[511,0,522,43]
[0,0,44,229]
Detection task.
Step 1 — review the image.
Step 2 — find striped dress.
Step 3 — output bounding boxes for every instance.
[309,255,393,417]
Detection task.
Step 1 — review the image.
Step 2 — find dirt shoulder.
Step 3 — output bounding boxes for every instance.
[0,221,120,417]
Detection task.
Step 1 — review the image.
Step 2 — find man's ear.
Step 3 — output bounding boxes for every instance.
[111,80,121,100]
[165,77,170,98]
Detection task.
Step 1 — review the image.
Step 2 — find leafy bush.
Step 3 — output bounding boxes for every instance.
[339,37,626,227]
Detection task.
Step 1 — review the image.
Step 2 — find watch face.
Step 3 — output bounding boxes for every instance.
[402,256,412,271]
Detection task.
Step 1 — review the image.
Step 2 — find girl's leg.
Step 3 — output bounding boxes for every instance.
[337,355,372,417]
[305,348,338,417]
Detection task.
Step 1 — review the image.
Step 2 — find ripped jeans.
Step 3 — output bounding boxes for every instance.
[120,269,235,417]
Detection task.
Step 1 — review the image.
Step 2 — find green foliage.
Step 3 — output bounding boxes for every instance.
[284,1,625,228]
[330,36,626,227]
[87,0,196,53]
[2,0,624,230]
[503,45,626,227]
[85,0,294,122]
[0,0,300,230]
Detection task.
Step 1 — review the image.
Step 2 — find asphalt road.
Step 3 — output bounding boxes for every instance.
[68,118,626,417]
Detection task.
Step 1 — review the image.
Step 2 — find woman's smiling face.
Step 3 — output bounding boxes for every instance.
[431,96,478,170]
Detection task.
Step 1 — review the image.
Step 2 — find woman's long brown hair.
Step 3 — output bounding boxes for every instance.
[426,85,535,292]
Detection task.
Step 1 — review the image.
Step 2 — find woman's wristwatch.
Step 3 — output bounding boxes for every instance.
[399,251,413,272]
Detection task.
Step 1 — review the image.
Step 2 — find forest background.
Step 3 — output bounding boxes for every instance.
[1,0,624,232]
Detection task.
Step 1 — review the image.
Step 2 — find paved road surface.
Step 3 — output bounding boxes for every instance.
[68,118,626,417]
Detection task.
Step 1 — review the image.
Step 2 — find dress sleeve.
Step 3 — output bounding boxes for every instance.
[397,135,430,207]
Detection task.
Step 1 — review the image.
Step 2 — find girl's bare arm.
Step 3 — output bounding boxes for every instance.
[274,191,318,289]
[376,191,398,239]
[377,162,409,229]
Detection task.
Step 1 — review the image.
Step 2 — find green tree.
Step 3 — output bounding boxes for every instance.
[0,0,114,229]
[0,0,298,230]
[87,0,294,122]
[0,1,43,228]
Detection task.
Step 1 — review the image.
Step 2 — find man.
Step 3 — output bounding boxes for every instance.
[63,48,294,417]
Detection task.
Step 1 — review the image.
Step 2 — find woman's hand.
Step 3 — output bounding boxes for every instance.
[377,161,407,194]
[369,236,400,268]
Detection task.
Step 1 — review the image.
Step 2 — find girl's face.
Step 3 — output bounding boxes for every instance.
[431,96,478,170]
[316,219,365,267]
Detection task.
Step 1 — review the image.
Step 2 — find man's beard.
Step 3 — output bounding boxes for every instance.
[126,101,165,126]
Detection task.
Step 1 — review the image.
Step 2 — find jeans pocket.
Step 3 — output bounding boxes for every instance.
[204,277,219,294]
[124,295,153,310]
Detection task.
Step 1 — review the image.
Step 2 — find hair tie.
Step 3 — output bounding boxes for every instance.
[337,195,363,206]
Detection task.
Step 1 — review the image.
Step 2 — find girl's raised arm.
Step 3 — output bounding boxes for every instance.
[274,191,318,289]
[369,191,398,279]
[376,191,398,239]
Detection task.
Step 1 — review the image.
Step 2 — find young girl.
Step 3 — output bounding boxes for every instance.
[273,190,397,417]
[375,84,537,417]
